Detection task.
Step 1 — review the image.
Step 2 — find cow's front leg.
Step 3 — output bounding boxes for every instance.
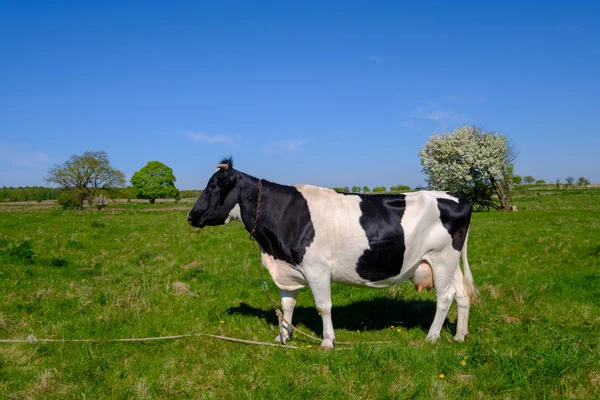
[306,274,335,349]
[275,289,297,344]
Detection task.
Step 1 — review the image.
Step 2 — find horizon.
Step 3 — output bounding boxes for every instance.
[1,1,599,190]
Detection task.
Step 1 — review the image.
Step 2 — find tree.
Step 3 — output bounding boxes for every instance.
[351,186,361,193]
[391,184,410,192]
[362,186,371,193]
[524,175,535,184]
[577,177,590,187]
[535,179,546,184]
[419,125,517,211]
[130,161,180,204]
[565,176,575,187]
[46,151,126,209]
[332,187,349,193]
[512,175,522,185]
[555,179,561,190]
[372,186,387,193]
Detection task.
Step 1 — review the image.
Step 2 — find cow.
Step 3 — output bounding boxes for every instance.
[188,158,478,349]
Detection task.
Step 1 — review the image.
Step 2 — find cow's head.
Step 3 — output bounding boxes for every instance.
[187,158,239,228]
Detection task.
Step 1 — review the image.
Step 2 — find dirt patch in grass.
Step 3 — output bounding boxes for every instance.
[181,261,201,270]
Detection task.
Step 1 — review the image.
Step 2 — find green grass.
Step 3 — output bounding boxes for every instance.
[1,189,599,399]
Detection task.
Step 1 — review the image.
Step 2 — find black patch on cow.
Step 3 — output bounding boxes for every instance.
[437,195,472,251]
[239,176,315,266]
[355,194,407,281]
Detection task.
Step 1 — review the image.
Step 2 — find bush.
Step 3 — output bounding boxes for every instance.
[8,241,36,263]
[390,185,410,192]
[95,194,108,210]
[49,256,69,268]
[56,191,80,210]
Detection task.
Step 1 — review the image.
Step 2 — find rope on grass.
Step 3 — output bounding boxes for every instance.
[0,333,299,349]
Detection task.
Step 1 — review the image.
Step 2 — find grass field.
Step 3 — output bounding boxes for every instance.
[1,188,599,399]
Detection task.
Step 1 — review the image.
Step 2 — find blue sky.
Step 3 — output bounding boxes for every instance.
[1,1,598,190]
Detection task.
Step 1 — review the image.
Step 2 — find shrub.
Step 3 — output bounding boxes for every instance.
[332,187,349,193]
[95,194,108,210]
[8,241,36,263]
[56,191,80,210]
[577,177,590,188]
[49,257,69,268]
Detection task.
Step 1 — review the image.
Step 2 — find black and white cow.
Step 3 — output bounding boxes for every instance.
[188,158,478,349]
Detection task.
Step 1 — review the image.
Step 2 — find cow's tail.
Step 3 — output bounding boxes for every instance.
[461,229,479,301]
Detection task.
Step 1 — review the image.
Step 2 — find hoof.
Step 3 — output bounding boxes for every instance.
[274,334,287,345]
[454,333,467,342]
[320,338,335,350]
[426,334,440,343]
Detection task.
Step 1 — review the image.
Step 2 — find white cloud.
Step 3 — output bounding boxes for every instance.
[187,132,237,144]
[366,55,382,63]
[265,139,307,154]
[400,120,419,129]
[411,108,464,123]
[0,146,51,168]
[285,139,307,151]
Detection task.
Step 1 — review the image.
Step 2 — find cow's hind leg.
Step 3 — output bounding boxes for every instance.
[275,289,297,344]
[425,252,460,342]
[453,267,470,341]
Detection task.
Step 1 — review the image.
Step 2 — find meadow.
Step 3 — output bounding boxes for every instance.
[1,188,599,399]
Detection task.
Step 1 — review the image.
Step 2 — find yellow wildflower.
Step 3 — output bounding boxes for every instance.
[306,345,313,349]
[439,374,445,379]
[461,360,467,366]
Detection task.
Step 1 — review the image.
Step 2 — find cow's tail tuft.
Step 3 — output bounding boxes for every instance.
[461,229,479,301]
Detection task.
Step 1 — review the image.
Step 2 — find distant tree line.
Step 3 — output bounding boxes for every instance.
[332,184,412,194]
[512,174,590,188]
[0,186,61,202]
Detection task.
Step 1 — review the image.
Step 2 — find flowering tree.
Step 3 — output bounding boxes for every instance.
[419,125,517,211]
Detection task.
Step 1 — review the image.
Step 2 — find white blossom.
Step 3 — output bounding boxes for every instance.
[419,126,511,209]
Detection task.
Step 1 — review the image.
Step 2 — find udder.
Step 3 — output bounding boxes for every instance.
[411,262,434,292]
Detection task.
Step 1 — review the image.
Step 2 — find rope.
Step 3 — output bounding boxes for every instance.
[0,333,299,349]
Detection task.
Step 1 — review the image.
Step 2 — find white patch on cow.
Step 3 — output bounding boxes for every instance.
[294,185,372,286]
[261,252,306,291]
[428,191,460,203]
[224,203,243,226]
